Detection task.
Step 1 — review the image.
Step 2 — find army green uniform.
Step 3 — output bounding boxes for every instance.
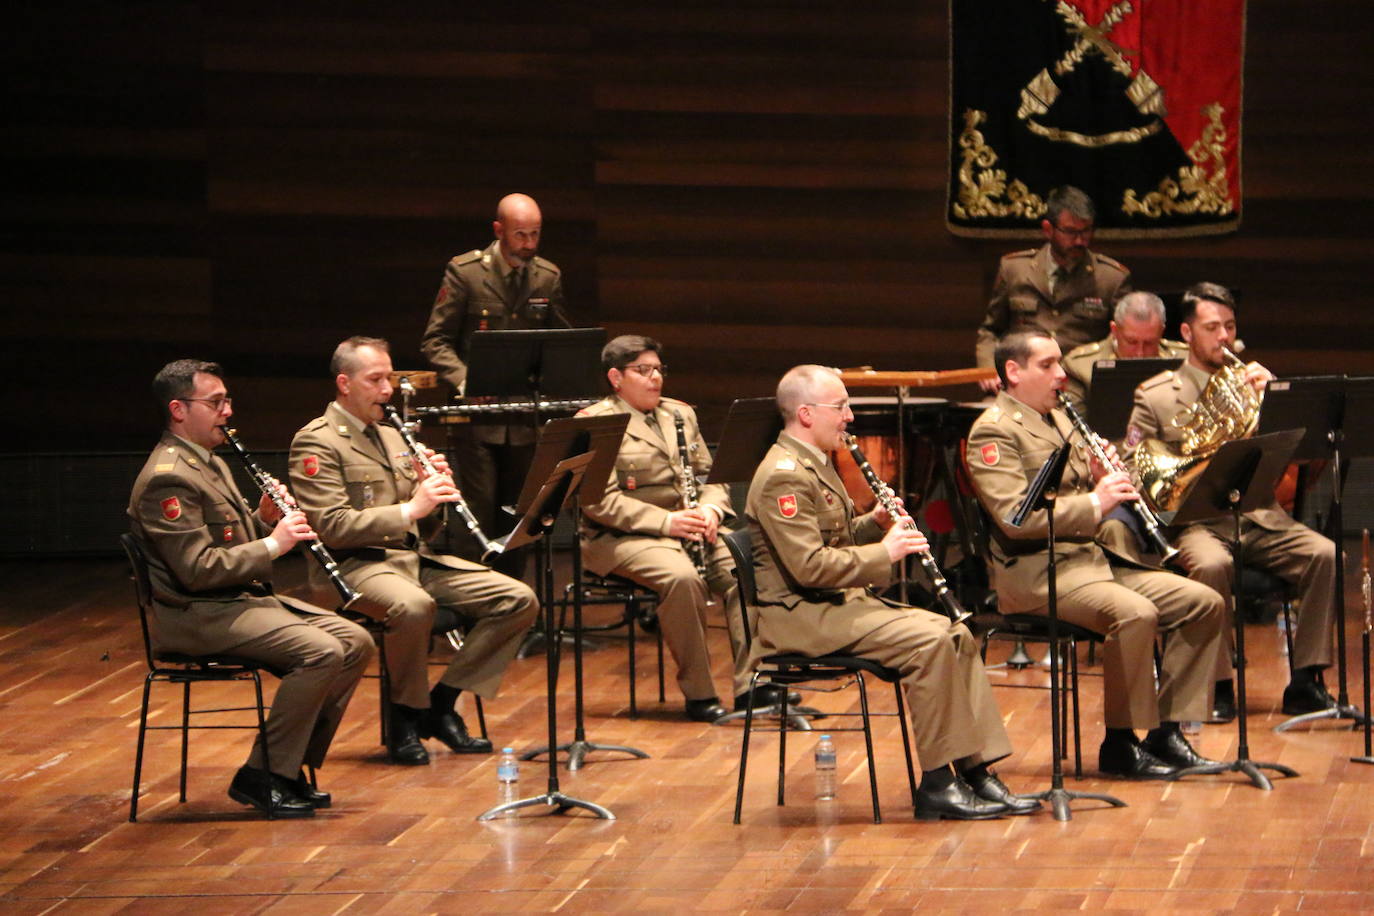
[976,244,1132,368]
[746,432,1012,771]
[967,392,1223,728]
[1127,364,1336,679]
[289,402,538,710]
[420,240,571,564]
[1061,334,1189,418]
[579,395,747,701]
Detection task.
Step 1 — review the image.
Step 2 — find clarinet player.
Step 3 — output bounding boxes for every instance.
[577,335,771,722]
[289,336,539,765]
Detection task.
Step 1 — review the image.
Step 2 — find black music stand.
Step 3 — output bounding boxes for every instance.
[514,413,651,774]
[705,398,823,728]
[1084,357,1182,440]
[1261,376,1371,733]
[1169,429,1304,790]
[1007,444,1126,821]
[451,328,605,561]
[476,415,628,821]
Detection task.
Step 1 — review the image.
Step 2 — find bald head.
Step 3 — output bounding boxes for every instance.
[777,365,837,422]
[778,364,851,451]
[493,193,543,267]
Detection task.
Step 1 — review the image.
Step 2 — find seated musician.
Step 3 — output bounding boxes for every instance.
[967,331,1226,779]
[578,335,764,722]
[419,193,571,575]
[1126,282,1337,721]
[747,364,1036,820]
[289,336,539,765]
[1060,291,1189,417]
[128,359,373,817]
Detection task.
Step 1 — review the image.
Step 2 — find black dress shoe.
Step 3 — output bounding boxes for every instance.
[1282,678,1337,715]
[962,768,1041,815]
[292,771,332,809]
[684,697,728,722]
[1141,729,1226,772]
[228,766,315,818]
[387,713,430,766]
[1098,737,1179,780]
[418,709,494,754]
[915,775,1009,821]
[732,684,803,711]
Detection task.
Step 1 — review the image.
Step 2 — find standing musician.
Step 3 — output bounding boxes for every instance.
[967,331,1225,779]
[1061,291,1190,417]
[578,335,760,722]
[747,365,1035,820]
[420,193,571,575]
[1126,282,1337,721]
[290,337,539,765]
[976,185,1132,394]
[128,359,373,817]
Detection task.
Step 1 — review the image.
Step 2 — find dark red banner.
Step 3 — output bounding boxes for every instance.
[948,0,1244,238]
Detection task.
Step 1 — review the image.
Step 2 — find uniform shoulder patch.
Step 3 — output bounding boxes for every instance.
[1125,425,1145,449]
[1138,370,1174,391]
[301,455,319,477]
[1094,252,1128,272]
[979,442,1000,466]
[455,249,483,266]
[433,285,451,306]
[775,456,796,471]
[776,494,798,518]
[160,496,182,520]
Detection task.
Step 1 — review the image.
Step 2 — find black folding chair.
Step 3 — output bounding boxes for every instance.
[723,528,917,825]
[558,574,666,718]
[122,533,279,821]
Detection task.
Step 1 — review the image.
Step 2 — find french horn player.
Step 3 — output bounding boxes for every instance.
[1125,282,1337,723]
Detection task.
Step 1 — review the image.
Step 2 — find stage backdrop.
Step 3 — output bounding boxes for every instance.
[948,0,1244,238]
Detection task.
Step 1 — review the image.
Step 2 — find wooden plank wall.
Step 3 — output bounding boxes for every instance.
[5,0,1373,451]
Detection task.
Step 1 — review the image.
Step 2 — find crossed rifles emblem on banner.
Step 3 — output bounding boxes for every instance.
[1017,0,1166,148]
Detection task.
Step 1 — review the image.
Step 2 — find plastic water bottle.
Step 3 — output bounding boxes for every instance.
[497,747,519,815]
[815,734,837,800]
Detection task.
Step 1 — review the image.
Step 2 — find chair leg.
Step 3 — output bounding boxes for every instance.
[855,674,882,824]
[777,676,789,808]
[251,671,273,819]
[179,680,191,803]
[892,682,918,807]
[1281,595,1296,676]
[376,629,391,747]
[130,674,155,822]
[655,615,666,703]
[473,695,488,740]
[1070,639,1083,778]
[734,672,761,825]
[626,595,639,719]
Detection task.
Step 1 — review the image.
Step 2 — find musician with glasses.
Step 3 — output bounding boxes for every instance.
[1061,291,1190,418]
[968,331,1226,780]
[1126,282,1337,721]
[976,185,1132,394]
[746,364,1036,820]
[128,359,373,817]
[289,336,539,765]
[577,335,760,722]
[420,192,571,574]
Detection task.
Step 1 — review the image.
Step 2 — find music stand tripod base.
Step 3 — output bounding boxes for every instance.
[521,739,650,772]
[715,700,825,731]
[1273,702,1369,733]
[478,791,616,821]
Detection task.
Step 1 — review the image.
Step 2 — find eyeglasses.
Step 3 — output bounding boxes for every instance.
[1049,222,1094,240]
[623,364,666,378]
[804,400,850,412]
[179,396,233,412]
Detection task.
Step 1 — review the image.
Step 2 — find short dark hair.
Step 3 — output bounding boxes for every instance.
[601,334,662,375]
[1180,282,1237,325]
[153,359,223,425]
[994,329,1053,388]
[1044,185,1095,225]
[330,335,390,377]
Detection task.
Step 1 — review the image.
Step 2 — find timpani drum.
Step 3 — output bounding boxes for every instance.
[835,396,948,513]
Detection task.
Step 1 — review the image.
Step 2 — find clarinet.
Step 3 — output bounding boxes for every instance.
[844,434,969,624]
[219,427,361,609]
[382,406,504,562]
[1055,392,1180,564]
[671,410,710,578]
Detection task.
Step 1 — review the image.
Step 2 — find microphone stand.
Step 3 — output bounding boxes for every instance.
[1009,443,1126,822]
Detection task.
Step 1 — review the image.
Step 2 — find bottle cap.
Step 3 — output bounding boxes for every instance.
[502,747,514,754]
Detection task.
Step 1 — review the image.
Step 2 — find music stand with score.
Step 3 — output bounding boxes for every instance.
[1168,428,1305,790]
[1084,357,1182,441]
[476,412,631,822]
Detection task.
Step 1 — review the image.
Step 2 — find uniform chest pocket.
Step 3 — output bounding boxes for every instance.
[1072,297,1108,319]
[1010,294,1041,316]
[343,465,387,509]
[615,441,665,491]
[467,296,508,326]
[202,506,244,545]
[817,506,848,546]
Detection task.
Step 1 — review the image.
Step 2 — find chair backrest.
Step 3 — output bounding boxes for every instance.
[119,532,159,669]
[722,527,757,654]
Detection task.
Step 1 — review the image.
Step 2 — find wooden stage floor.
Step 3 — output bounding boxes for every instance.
[2,554,1373,914]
